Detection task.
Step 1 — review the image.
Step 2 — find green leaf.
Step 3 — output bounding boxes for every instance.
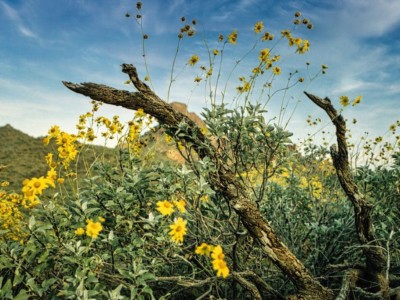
[13,289,30,300]
[28,215,36,230]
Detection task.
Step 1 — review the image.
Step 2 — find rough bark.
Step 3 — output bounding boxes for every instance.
[304,91,389,298]
[62,64,334,299]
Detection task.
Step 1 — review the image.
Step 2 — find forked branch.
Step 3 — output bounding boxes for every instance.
[63,64,334,299]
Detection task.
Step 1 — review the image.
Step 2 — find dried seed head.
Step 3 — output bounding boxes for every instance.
[294,11,301,17]
[136,2,142,10]
[181,16,186,22]
[143,34,148,39]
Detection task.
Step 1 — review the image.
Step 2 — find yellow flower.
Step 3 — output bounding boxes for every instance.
[24,177,49,196]
[42,137,50,145]
[200,195,209,202]
[135,108,146,118]
[259,48,270,62]
[210,245,229,278]
[297,39,310,54]
[262,32,274,41]
[188,55,199,66]
[281,29,291,38]
[273,66,281,75]
[173,199,186,213]
[213,49,219,55]
[156,200,174,216]
[254,21,263,34]
[211,245,225,261]
[48,125,60,138]
[340,96,350,107]
[1,181,9,187]
[169,217,187,244]
[57,178,65,184]
[293,38,303,45]
[352,95,362,106]
[212,259,230,278]
[228,30,237,45]
[75,227,85,236]
[195,243,214,256]
[98,216,106,223]
[86,220,103,239]
[46,168,57,181]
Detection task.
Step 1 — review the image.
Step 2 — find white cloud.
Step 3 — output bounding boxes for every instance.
[331,79,379,94]
[0,1,40,40]
[19,26,38,39]
[1,1,18,20]
[342,0,400,37]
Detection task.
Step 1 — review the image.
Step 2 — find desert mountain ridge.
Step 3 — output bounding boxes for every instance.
[0,103,204,189]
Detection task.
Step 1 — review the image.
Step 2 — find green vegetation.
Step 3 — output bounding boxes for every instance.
[1,4,400,299]
[0,124,116,192]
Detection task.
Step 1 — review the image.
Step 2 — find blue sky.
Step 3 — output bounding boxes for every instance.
[1,0,399,148]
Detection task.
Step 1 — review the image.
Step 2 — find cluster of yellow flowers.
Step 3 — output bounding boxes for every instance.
[228,30,238,45]
[125,108,152,157]
[196,243,230,278]
[157,199,186,215]
[21,176,54,208]
[0,187,26,241]
[75,217,104,239]
[156,198,188,243]
[281,30,310,54]
[96,115,124,139]
[0,124,79,241]
[236,76,252,93]
[339,95,362,107]
[265,160,335,200]
[45,125,79,167]
[76,112,95,141]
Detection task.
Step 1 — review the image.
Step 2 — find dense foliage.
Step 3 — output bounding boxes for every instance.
[1,3,399,299]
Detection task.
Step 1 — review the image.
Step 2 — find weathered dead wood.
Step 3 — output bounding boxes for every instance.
[304,91,389,298]
[62,64,334,299]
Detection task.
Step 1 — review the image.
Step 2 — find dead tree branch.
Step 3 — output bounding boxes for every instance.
[304,91,389,298]
[62,64,334,299]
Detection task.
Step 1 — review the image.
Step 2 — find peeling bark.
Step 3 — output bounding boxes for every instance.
[62,64,334,299]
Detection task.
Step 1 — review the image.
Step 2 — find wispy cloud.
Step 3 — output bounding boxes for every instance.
[0,1,40,40]
[341,0,400,38]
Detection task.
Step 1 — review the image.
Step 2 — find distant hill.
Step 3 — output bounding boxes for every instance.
[0,103,204,191]
[0,124,51,191]
[0,124,116,192]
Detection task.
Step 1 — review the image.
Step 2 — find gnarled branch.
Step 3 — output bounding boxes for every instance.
[62,64,334,299]
[304,91,389,298]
